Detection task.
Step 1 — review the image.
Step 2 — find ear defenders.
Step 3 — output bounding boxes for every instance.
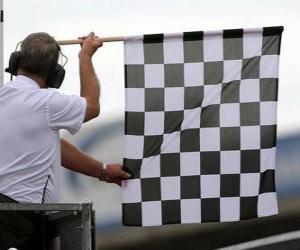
[5,43,66,89]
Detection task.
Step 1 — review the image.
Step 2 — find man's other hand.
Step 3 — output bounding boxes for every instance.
[101,164,131,186]
[78,32,103,57]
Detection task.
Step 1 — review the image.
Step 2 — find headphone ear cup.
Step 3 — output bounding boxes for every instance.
[5,51,21,76]
[46,64,65,89]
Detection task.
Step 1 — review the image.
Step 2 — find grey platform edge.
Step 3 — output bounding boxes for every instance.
[0,203,96,250]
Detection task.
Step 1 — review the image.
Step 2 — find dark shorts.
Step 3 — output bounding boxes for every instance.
[0,193,45,250]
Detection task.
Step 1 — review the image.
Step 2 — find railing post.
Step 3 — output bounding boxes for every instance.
[0,0,3,86]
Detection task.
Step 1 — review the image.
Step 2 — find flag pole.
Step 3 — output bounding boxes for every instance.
[57,36,124,45]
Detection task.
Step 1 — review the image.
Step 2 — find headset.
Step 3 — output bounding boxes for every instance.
[5,41,67,89]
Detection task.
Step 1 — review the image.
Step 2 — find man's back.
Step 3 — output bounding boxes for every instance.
[0,74,87,206]
[0,76,62,203]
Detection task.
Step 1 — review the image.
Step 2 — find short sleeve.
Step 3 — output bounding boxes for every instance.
[47,92,87,135]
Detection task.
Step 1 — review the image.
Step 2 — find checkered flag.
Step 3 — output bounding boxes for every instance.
[121,26,283,226]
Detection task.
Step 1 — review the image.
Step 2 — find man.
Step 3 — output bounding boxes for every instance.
[0,32,130,249]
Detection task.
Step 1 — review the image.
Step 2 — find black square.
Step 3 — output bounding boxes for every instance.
[184,40,204,63]
[261,125,277,149]
[183,31,204,62]
[123,158,142,179]
[180,129,200,152]
[201,198,220,222]
[162,200,181,224]
[125,112,144,135]
[220,127,240,151]
[144,34,164,64]
[259,170,276,193]
[242,57,260,79]
[221,81,240,103]
[145,88,164,111]
[204,61,223,85]
[181,176,201,199]
[221,174,240,197]
[240,103,260,126]
[125,65,145,88]
[200,105,220,128]
[164,111,184,133]
[122,203,142,226]
[184,86,204,109]
[262,27,282,55]
[260,78,278,101]
[165,64,184,87]
[241,150,260,173]
[141,178,161,201]
[223,36,243,60]
[200,151,220,174]
[240,196,258,220]
[144,135,163,158]
[161,153,180,176]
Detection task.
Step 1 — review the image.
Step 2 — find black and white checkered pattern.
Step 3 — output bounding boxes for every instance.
[122,26,283,226]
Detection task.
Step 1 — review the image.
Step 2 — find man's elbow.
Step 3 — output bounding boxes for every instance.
[90,104,100,119]
[93,105,100,118]
[84,104,100,122]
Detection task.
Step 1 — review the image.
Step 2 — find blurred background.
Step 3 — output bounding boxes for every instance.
[2,0,300,248]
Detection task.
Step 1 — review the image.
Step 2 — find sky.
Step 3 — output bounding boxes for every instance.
[3,0,300,135]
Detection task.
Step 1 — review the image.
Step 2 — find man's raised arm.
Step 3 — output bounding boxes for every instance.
[78,32,102,122]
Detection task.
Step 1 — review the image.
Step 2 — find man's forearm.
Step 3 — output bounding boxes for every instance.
[79,54,100,121]
[60,138,103,178]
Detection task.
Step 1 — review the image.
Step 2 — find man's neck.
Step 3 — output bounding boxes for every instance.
[17,70,47,88]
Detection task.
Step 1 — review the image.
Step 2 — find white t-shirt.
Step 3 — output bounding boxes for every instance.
[0,75,86,203]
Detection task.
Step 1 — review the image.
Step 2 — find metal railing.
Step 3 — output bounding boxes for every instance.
[0,203,96,250]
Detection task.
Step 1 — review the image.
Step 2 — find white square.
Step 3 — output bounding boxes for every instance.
[260,148,276,172]
[161,132,180,153]
[140,155,160,178]
[181,108,201,130]
[221,151,240,174]
[260,55,279,78]
[184,63,204,86]
[125,88,145,112]
[202,85,222,106]
[161,177,181,200]
[163,37,184,63]
[142,201,162,226]
[220,104,240,127]
[223,60,242,82]
[145,64,164,88]
[165,87,184,111]
[124,135,144,159]
[220,197,240,222]
[181,199,201,223]
[200,128,220,151]
[260,102,277,125]
[240,79,260,103]
[145,112,164,135]
[180,152,201,176]
[240,173,260,196]
[122,179,141,203]
[201,175,220,198]
[124,40,144,64]
[258,192,278,217]
[203,33,223,62]
[241,126,260,150]
[243,28,263,58]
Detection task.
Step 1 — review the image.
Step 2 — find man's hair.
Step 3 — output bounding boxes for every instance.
[18,32,60,78]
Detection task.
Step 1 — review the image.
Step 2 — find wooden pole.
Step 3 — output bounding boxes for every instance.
[57,36,124,45]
